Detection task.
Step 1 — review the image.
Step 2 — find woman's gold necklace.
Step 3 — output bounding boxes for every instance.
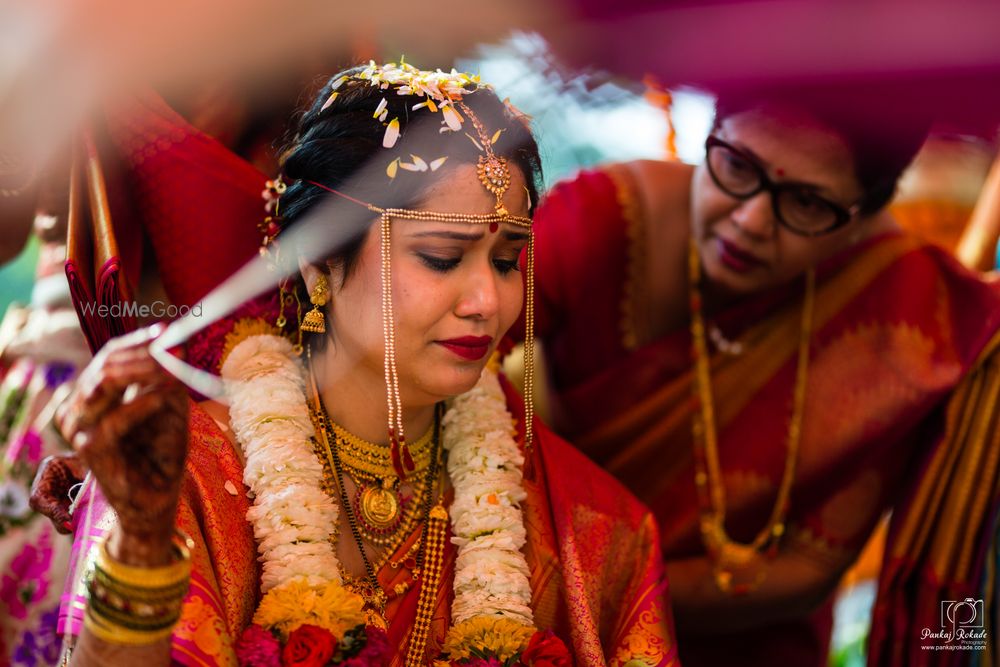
[312,408,435,548]
[688,238,814,595]
[305,350,450,640]
[310,398,444,629]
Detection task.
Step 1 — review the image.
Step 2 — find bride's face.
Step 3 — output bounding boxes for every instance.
[325,163,530,404]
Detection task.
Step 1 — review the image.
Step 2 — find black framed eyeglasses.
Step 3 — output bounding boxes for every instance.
[704,136,861,236]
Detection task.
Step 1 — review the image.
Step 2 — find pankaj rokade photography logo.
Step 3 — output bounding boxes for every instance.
[920,598,988,651]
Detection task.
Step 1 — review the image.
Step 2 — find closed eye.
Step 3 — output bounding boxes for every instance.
[418,254,460,273]
[493,257,521,275]
[417,252,522,275]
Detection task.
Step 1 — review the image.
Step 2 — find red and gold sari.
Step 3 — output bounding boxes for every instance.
[526,167,1000,666]
[58,382,679,666]
[54,90,678,667]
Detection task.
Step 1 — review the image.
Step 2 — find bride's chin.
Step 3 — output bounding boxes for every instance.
[418,366,486,401]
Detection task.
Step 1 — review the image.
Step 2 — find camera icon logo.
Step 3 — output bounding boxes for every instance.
[941,598,984,630]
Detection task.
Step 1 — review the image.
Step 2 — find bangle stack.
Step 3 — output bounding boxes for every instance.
[84,531,194,646]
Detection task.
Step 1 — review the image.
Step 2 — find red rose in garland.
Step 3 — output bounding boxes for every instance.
[281,624,337,667]
[235,624,282,667]
[520,630,572,666]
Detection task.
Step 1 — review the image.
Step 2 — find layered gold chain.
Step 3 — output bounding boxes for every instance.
[330,419,435,483]
[688,238,814,595]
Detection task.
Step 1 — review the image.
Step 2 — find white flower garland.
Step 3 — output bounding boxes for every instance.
[222,334,342,591]
[221,333,533,629]
[443,369,533,627]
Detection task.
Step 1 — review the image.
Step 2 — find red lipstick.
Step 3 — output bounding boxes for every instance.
[717,238,766,273]
[436,335,493,361]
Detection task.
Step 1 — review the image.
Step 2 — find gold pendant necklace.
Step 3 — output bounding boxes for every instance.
[310,393,445,630]
[305,353,449,644]
[688,238,814,595]
[358,479,401,531]
[311,411,435,547]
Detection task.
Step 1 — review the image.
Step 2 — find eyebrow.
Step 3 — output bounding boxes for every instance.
[728,139,841,198]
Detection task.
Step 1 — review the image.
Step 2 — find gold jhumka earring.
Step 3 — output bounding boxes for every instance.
[300,274,328,333]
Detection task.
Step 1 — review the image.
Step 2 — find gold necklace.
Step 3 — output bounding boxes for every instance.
[311,398,444,629]
[688,239,814,595]
[304,351,450,639]
[309,405,432,548]
[332,419,436,481]
[318,410,434,545]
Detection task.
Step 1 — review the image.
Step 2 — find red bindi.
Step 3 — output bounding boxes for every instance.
[775,168,785,177]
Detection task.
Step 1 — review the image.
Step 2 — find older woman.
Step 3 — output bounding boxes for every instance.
[521,89,1000,665]
[50,63,678,667]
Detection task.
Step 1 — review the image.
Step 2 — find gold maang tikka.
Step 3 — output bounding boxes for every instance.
[460,103,537,466]
[384,102,535,479]
[459,101,513,218]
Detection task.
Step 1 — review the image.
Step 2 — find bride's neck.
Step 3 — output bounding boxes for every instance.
[311,345,436,445]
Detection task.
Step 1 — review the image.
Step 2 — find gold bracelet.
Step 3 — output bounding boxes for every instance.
[84,610,177,646]
[84,530,194,646]
[96,530,194,588]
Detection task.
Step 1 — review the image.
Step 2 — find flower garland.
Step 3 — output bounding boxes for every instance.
[223,334,375,666]
[222,334,343,593]
[440,364,536,661]
[222,332,570,666]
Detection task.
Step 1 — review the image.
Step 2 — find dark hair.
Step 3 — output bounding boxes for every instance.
[714,87,931,216]
[276,65,543,276]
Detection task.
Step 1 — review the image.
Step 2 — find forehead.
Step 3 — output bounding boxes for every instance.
[414,162,531,218]
[718,109,862,197]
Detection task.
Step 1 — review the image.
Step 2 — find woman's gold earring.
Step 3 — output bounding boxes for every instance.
[301,274,328,333]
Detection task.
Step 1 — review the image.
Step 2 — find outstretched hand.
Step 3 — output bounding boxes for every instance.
[54,324,189,562]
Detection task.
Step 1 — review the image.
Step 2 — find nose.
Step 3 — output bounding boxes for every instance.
[730,191,778,240]
[454,260,500,321]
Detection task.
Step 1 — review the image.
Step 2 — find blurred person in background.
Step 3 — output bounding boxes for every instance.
[0,182,90,667]
[513,87,1000,666]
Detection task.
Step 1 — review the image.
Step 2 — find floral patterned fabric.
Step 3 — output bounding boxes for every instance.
[0,304,89,666]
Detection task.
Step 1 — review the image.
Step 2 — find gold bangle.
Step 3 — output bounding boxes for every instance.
[97,530,194,588]
[88,567,189,615]
[83,530,193,646]
[84,609,177,646]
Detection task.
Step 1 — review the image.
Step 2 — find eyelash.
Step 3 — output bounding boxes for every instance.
[494,258,521,275]
[417,254,521,275]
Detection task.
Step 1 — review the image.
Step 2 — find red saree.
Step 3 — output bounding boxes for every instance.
[59,385,679,666]
[526,167,1000,666]
[56,91,679,665]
